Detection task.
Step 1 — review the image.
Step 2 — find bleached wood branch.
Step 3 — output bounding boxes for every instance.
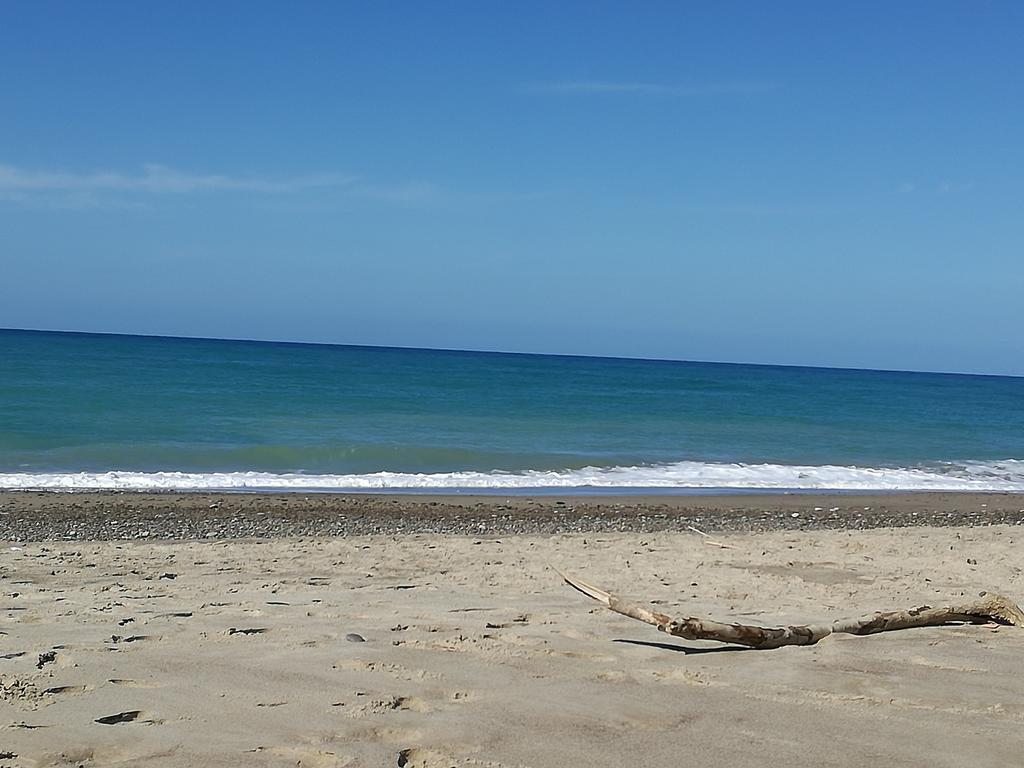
[685,525,737,550]
[559,571,1024,650]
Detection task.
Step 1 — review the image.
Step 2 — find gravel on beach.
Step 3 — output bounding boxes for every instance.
[1,491,1023,542]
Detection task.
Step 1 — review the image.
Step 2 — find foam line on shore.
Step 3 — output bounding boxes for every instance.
[2,459,1023,492]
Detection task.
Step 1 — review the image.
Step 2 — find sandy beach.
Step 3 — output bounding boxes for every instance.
[3,494,1024,767]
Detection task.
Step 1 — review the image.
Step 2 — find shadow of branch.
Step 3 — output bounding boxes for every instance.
[613,638,752,655]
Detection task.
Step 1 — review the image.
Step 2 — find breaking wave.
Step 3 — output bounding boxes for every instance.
[2,459,1023,492]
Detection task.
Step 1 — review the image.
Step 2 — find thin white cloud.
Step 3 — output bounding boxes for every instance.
[896,180,975,195]
[0,163,449,210]
[525,80,780,96]
[0,163,355,194]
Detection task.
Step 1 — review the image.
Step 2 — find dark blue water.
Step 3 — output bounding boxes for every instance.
[1,329,1022,490]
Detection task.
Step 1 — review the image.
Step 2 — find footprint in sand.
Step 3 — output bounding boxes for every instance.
[249,746,354,767]
[226,627,267,636]
[94,710,162,725]
[483,614,531,629]
[110,634,157,644]
[43,684,92,696]
[95,710,144,725]
[362,685,478,717]
[36,746,95,766]
[398,748,452,768]
[332,660,444,681]
[397,747,504,768]
[108,678,161,689]
[347,725,423,745]
[348,695,434,718]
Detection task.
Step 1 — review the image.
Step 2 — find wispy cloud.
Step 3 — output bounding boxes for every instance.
[524,80,780,96]
[0,163,355,195]
[0,163,445,208]
[938,179,975,194]
[896,179,975,195]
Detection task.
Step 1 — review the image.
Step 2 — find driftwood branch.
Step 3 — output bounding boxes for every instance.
[559,571,1024,650]
[685,526,737,550]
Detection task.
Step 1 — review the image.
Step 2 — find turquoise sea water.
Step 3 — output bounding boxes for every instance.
[1,329,1022,491]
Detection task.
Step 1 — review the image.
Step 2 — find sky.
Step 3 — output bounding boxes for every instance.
[1,1,1022,375]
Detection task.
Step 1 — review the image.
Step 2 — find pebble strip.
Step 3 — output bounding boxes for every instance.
[1,491,1023,542]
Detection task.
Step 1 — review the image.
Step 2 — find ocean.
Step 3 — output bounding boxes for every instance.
[1,328,1022,492]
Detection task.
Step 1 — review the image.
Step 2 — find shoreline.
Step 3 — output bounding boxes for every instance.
[2,490,1023,541]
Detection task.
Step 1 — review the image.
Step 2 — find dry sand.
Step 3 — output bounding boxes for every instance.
[3,519,1023,767]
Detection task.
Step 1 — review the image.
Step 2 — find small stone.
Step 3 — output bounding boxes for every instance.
[345,633,366,643]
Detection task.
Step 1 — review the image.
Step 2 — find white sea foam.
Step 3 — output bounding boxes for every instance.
[2,460,1023,492]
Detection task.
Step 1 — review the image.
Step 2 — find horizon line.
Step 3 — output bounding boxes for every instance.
[2,326,1020,381]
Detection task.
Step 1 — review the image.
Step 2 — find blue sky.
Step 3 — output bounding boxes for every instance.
[2,2,1021,375]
